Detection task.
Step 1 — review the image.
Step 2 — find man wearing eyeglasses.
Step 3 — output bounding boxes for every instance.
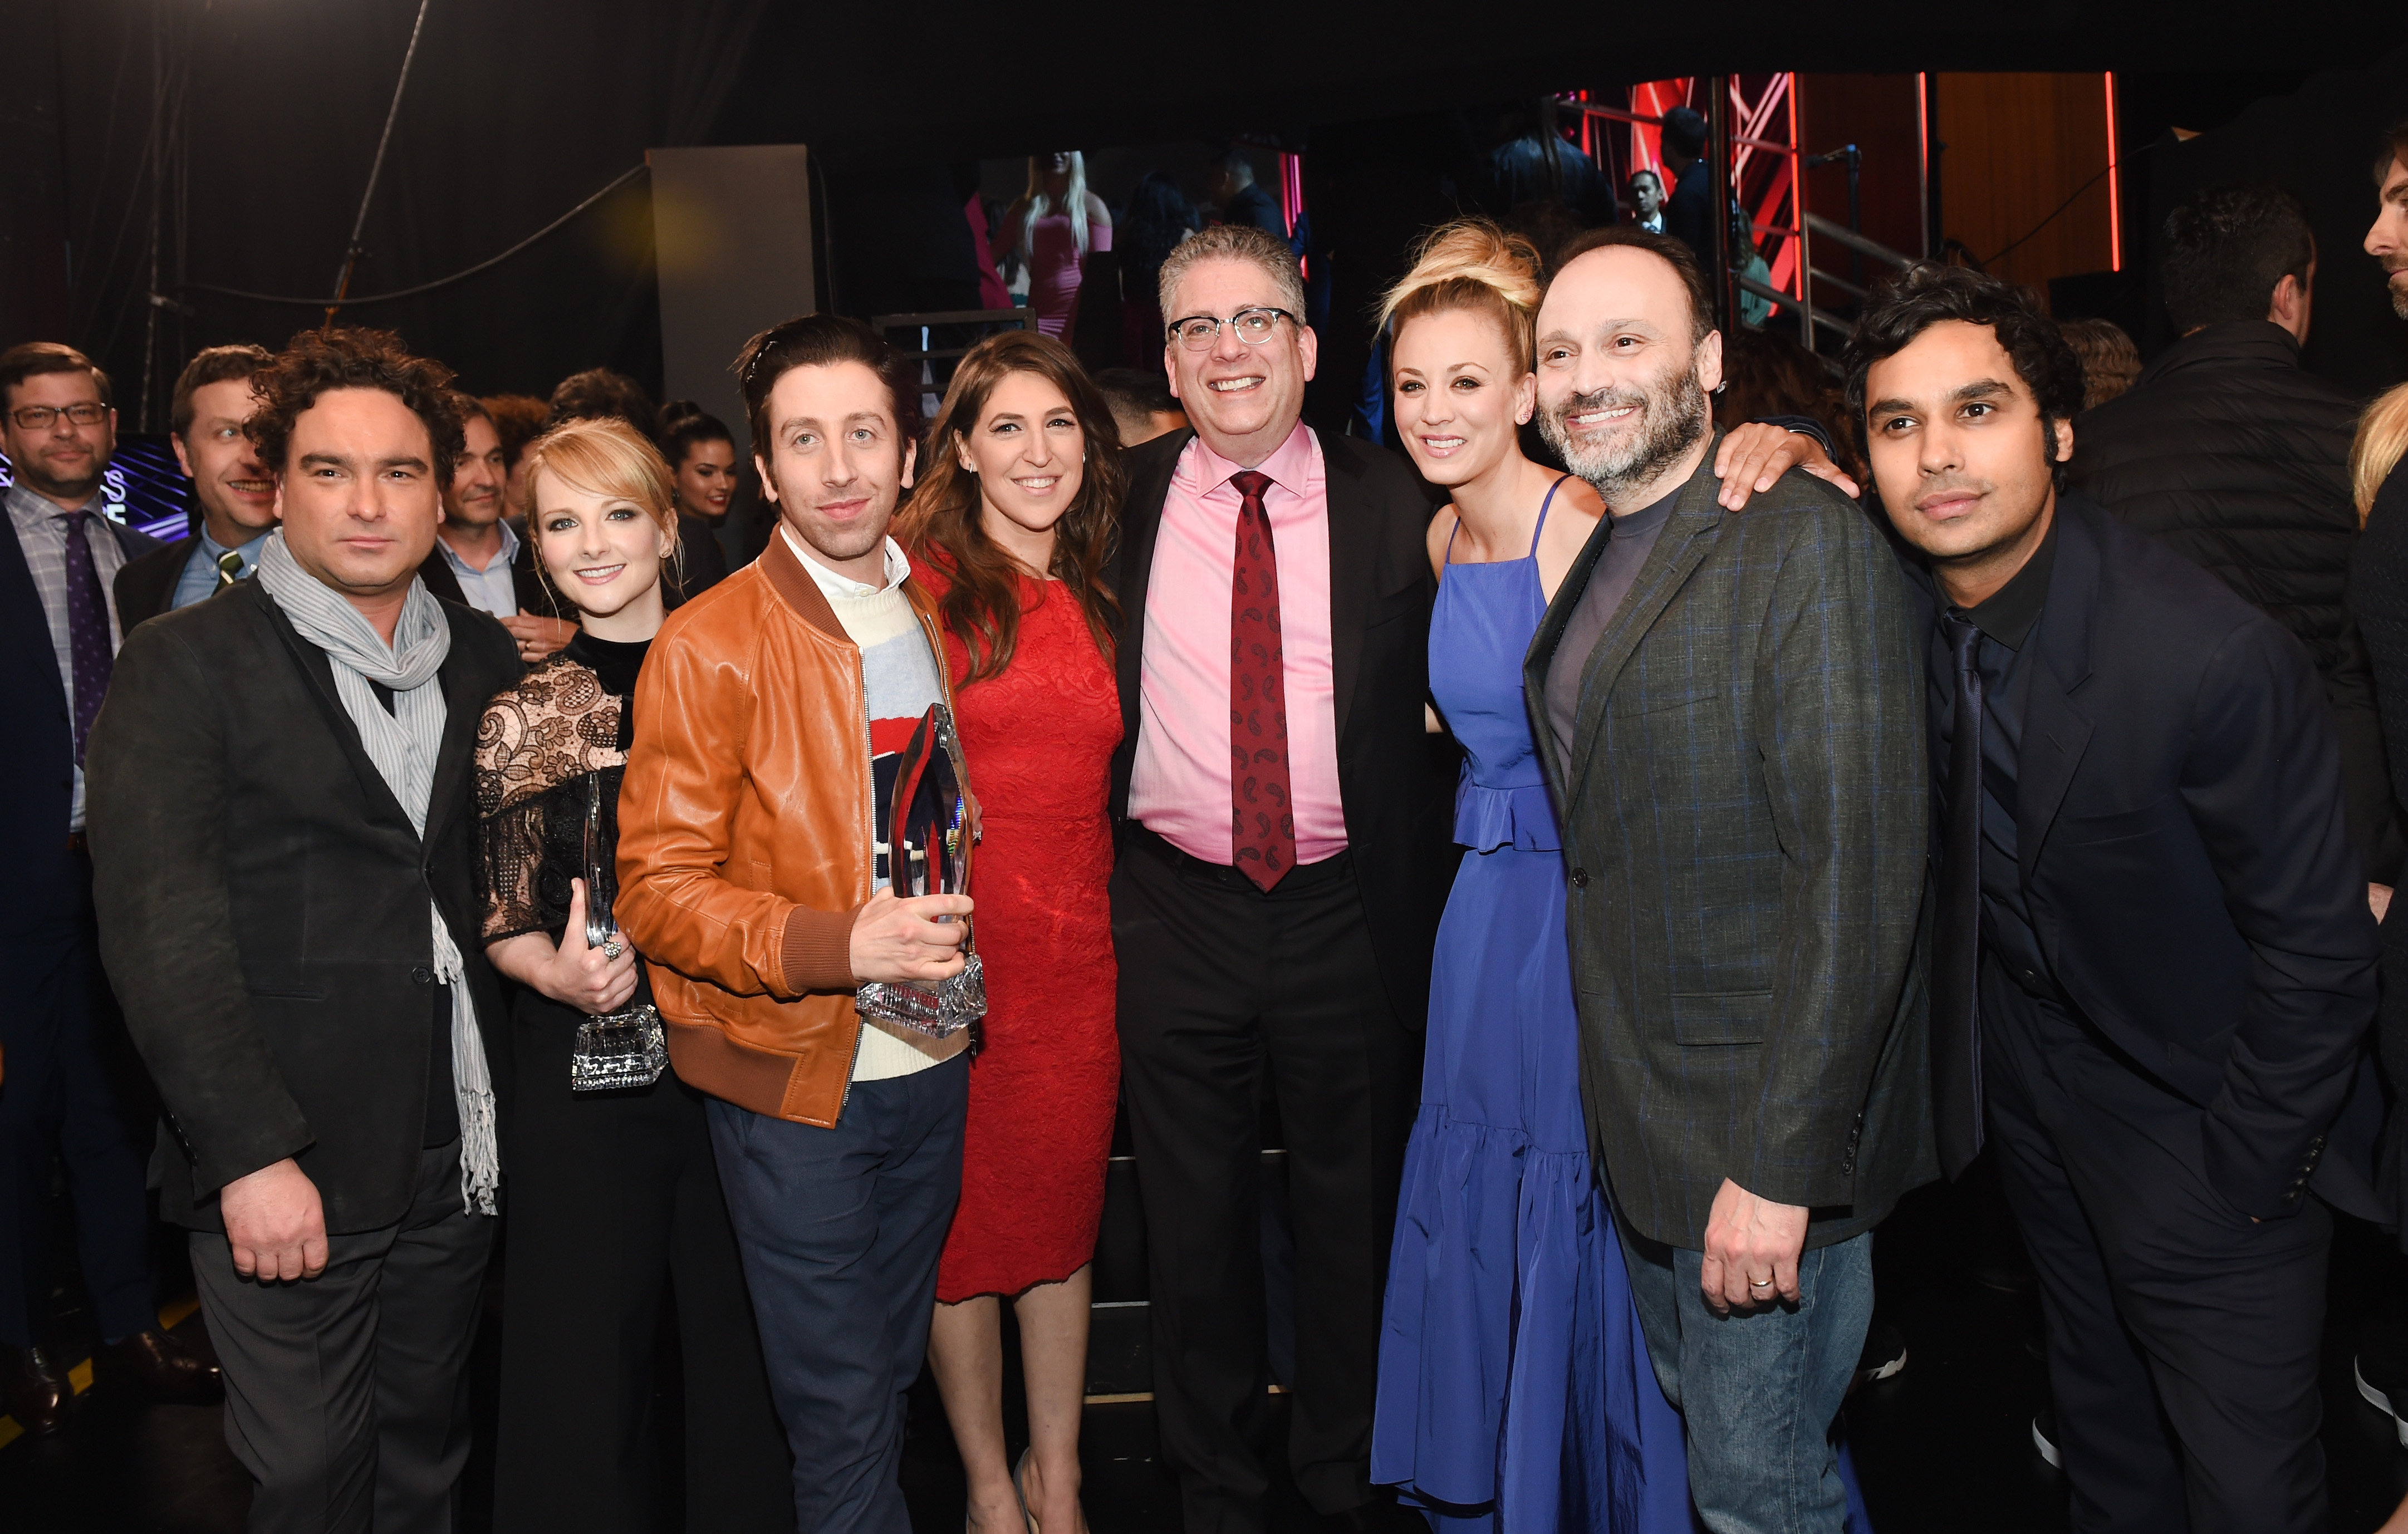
[0,341,221,1435]
[1109,223,1446,1533]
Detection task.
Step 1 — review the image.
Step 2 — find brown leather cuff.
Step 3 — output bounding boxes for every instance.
[778,903,863,996]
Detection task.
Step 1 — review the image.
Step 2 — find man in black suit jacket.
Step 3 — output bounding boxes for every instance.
[114,344,279,628]
[1109,223,1448,1534]
[415,395,572,665]
[86,329,518,1533]
[0,342,219,1433]
[1855,264,2378,1533]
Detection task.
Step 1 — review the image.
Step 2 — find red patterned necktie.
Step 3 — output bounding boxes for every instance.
[1228,469,1294,891]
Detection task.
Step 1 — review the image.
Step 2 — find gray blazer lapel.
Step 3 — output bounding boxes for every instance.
[1564,479,1727,809]
[2017,502,2101,884]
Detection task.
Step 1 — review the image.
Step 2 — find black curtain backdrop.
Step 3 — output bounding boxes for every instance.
[31,0,767,416]
[7,1,2387,415]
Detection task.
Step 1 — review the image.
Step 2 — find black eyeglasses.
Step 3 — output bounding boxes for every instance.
[1165,307,1297,352]
[9,402,108,431]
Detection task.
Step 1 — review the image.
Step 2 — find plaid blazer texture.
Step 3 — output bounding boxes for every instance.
[1524,446,1936,1252]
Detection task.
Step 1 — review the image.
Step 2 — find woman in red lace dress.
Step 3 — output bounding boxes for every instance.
[897,330,1124,1534]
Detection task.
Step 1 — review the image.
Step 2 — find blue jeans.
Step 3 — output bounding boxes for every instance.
[1617,1225,1872,1534]
[708,1056,968,1534]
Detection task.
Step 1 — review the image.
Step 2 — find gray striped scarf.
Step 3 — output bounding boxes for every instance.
[254,532,500,1215]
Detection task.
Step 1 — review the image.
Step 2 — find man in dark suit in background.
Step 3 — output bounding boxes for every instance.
[2069,184,2402,905]
[1526,227,1931,1532]
[87,328,519,1531]
[115,343,279,627]
[1110,222,1447,1534]
[415,394,572,666]
[1857,263,2378,1533]
[0,342,219,1435]
[1657,107,1715,268]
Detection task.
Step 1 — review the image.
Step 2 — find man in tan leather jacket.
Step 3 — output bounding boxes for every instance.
[616,314,973,1534]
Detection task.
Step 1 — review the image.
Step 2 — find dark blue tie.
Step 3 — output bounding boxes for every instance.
[1932,614,1985,1177]
[58,511,115,765]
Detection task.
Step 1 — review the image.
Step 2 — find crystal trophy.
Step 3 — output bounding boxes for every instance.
[856,702,987,1038]
[568,771,669,1092]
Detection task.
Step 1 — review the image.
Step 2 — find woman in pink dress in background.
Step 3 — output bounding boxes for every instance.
[998,151,1114,342]
[896,328,1125,1534]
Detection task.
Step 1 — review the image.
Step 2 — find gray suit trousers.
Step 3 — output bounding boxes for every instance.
[190,1138,493,1534]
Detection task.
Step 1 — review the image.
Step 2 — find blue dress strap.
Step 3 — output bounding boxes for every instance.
[1443,509,1462,567]
[1529,474,1573,558]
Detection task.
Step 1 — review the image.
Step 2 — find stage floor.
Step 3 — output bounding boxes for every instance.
[6,1170,2408,1532]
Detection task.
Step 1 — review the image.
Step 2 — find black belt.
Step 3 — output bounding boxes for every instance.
[1121,822,1353,893]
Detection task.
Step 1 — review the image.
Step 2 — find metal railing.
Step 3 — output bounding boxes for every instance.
[869,308,1036,363]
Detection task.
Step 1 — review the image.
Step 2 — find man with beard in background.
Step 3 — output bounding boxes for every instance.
[1523,227,1932,1532]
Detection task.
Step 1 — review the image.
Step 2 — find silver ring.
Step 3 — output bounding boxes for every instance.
[604,940,624,960]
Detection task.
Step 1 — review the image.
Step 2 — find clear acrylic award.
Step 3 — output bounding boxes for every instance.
[568,771,669,1092]
[855,702,987,1039]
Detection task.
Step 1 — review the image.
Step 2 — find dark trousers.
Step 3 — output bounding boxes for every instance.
[0,857,156,1346]
[191,1138,493,1534]
[1110,830,1411,1534]
[1982,962,2331,1534]
[708,1055,968,1534]
[492,994,793,1534]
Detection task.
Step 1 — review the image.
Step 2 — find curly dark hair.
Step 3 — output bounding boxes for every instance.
[1841,262,2086,490]
[244,327,466,484]
[891,329,1122,684]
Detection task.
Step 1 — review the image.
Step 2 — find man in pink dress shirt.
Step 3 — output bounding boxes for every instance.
[1107,223,1450,1534]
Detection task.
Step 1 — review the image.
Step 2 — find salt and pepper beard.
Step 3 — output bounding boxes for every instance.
[1540,361,1713,506]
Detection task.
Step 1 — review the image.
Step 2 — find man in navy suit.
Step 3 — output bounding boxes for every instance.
[0,342,219,1433]
[1850,266,2380,1533]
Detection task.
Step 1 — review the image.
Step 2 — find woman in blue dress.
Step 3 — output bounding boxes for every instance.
[1369,221,1873,1533]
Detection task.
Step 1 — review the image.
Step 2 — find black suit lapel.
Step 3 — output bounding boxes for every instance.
[1322,437,1377,745]
[0,511,67,715]
[1565,475,1725,810]
[254,583,420,843]
[1113,429,1192,753]
[423,610,492,852]
[2017,499,2101,885]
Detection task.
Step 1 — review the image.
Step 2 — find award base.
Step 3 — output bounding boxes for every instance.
[570,1004,669,1091]
[856,953,987,1040]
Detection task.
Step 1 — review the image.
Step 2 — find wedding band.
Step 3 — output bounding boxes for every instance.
[604,940,624,960]
[1749,1277,1774,1289]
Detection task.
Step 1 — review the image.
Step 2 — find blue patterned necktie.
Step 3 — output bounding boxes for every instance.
[57,510,115,764]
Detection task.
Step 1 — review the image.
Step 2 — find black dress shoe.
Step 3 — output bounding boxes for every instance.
[97,1328,222,1404]
[1,1343,72,1435]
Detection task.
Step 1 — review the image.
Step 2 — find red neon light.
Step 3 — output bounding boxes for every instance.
[2104,72,2122,272]
[1788,72,1804,302]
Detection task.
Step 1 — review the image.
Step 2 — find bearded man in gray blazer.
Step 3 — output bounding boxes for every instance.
[1523,227,1933,1532]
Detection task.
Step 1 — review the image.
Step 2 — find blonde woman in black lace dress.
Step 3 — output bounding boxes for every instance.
[475,417,791,1532]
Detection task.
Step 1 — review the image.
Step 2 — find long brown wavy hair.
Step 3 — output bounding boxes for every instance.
[897,330,1124,684]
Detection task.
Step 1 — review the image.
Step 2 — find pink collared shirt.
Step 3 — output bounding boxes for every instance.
[1128,422,1347,866]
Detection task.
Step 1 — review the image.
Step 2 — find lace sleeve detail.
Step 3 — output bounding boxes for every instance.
[474,657,626,818]
[475,658,625,942]
[480,797,551,942]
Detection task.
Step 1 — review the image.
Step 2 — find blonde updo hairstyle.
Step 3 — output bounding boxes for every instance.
[519,416,682,600]
[1376,218,1545,377]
